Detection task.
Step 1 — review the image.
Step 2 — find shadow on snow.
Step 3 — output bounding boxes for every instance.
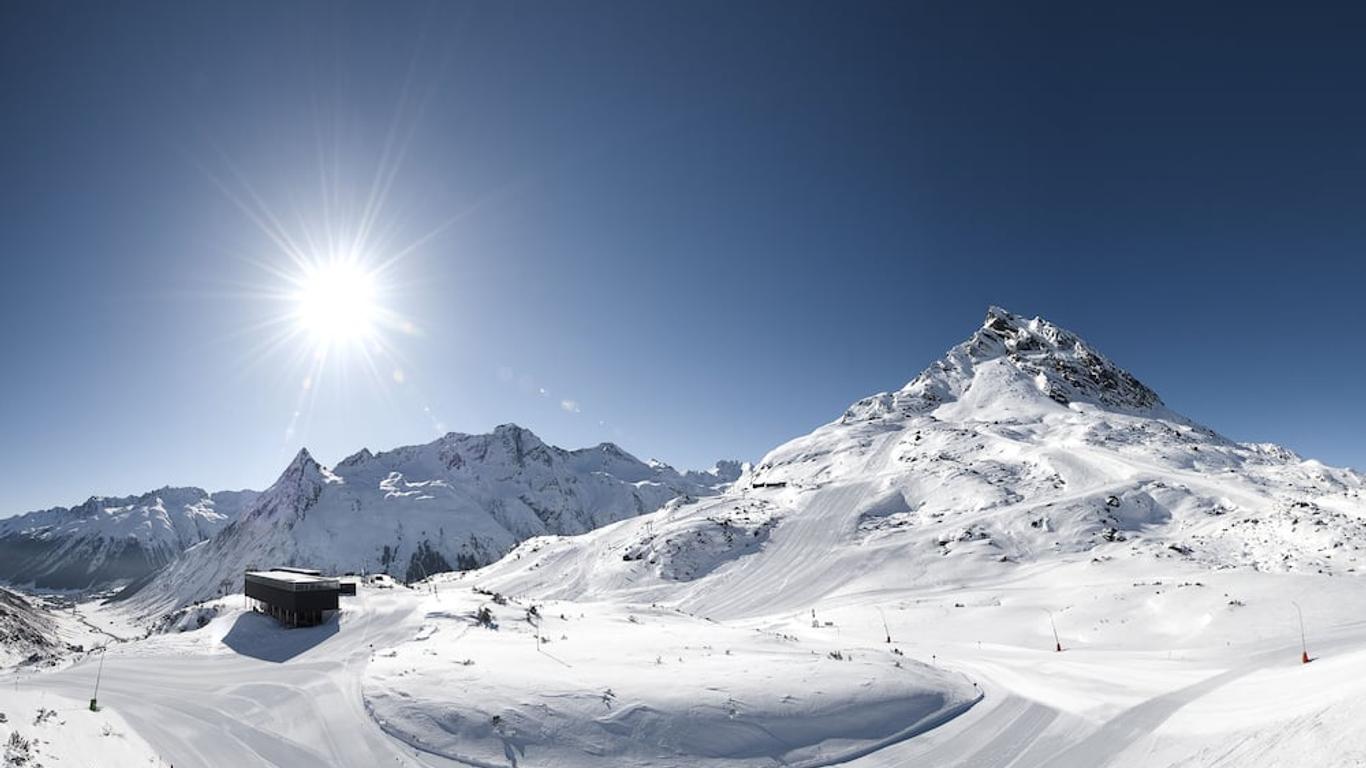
[221,610,340,663]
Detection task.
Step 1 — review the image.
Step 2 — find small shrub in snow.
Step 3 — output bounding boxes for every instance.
[4,731,33,766]
[475,606,497,629]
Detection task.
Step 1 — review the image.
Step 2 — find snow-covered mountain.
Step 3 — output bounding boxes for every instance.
[0,488,256,590]
[127,424,740,612]
[476,306,1366,615]
[348,306,1366,765]
[0,587,55,666]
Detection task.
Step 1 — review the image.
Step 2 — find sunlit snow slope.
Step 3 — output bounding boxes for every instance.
[359,306,1366,767]
[478,307,1365,612]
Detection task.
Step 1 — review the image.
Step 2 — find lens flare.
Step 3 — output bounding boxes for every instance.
[292,259,380,349]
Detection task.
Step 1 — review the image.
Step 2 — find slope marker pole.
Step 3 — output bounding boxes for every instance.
[89,645,107,711]
[1293,601,1310,664]
[1043,609,1062,652]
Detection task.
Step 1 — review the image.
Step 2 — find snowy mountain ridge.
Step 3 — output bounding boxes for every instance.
[125,424,740,612]
[843,306,1165,425]
[0,487,257,590]
[475,307,1366,617]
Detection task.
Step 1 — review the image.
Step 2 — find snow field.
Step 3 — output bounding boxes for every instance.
[0,688,164,766]
[363,590,980,767]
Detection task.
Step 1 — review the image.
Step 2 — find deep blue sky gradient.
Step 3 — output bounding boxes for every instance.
[3,2,1365,514]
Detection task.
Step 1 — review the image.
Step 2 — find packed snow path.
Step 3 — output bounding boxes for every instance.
[10,590,428,767]
[9,572,1366,767]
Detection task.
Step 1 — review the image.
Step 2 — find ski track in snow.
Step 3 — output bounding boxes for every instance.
[7,590,426,768]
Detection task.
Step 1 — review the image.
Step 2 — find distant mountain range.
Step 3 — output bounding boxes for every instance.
[0,427,738,599]
[0,488,256,590]
[90,424,737,611]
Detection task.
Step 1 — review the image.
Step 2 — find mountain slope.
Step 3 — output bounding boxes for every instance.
[355,306,1366,765]
[0,586,59,667]
[475,306,1366,615]
[128,424,739,612]
[0,487,256,590]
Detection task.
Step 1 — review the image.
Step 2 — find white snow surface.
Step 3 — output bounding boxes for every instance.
[0,688,163,766]
[364,590,979,767]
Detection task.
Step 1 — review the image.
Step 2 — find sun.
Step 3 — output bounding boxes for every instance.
[292,259,380,349]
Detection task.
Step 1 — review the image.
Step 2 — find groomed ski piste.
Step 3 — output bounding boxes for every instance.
[7,307,1366,767]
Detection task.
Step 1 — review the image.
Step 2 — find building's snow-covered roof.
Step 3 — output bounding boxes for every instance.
[245,569,340,590]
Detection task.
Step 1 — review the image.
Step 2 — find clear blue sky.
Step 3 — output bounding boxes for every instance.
[3,2,1365,515]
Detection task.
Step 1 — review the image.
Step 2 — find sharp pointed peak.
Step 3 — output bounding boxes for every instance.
[845,307,1164,423]
[279,446,325,481]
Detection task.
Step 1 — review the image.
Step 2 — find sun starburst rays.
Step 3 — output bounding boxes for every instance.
[186,54,474,455]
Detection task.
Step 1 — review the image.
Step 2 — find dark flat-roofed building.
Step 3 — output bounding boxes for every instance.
[244,569,340,628]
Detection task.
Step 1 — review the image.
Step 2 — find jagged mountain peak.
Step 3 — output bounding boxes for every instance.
[241,447,329,525]
[489,422,543,446]
[286,446,319,470]
[336,447,375,469]
[844,306,1164,423]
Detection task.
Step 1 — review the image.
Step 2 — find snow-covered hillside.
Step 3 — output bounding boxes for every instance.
[0,488,255,590]
[0,689,163,767]
[0,587,60,669]
[339,306,1366,767]
[126,425,739,613]
[476,306,1366,613]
